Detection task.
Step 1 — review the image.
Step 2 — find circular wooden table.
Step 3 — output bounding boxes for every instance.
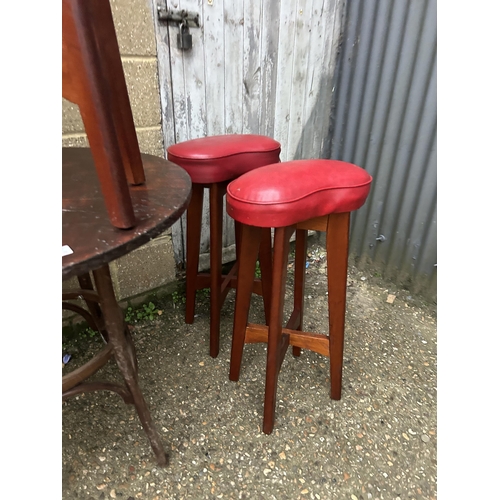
[62,147,192,279]
[62,148,192,466]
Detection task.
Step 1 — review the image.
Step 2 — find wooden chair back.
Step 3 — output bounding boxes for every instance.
[62,0,145,229]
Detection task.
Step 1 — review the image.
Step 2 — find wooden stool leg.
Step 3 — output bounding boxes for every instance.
[258,228,273,325]
[209,182,225,358]
[185,183,204,324]
[291,228,308,357]
[326,212,350,400]
[262,225,294,434]
[229,224,262,381]
[234,220,242,263]
[92,264,168,466]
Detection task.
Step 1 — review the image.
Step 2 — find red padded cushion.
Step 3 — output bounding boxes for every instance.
[167,134,281,184]
[226,159,372,227]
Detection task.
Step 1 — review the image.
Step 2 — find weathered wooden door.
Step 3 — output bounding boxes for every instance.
[151,0,344,266]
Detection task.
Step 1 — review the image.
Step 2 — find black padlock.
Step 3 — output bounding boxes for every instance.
[177,22,192,50]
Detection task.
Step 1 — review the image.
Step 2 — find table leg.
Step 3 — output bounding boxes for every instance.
[92,264,168,466]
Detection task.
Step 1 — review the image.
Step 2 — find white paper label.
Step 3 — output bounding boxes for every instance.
[62,245,73,257]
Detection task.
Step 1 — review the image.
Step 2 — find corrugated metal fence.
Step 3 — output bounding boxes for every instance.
[328,0,437,301]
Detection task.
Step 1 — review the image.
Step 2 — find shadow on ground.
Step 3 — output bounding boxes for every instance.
[62,238,437,500]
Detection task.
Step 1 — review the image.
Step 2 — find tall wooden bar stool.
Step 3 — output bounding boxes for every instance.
[167,135,281,358]
[226,159,372,434]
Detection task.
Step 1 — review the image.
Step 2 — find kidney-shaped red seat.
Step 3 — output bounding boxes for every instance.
[226,159,372,227]
[167,134,281,184]
[166,134,281,359]
[226,158,373,435]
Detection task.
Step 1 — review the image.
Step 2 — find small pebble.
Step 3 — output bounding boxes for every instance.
[421,434,430,443]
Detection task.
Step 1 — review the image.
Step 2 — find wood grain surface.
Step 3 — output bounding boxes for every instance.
[62,147,191,280]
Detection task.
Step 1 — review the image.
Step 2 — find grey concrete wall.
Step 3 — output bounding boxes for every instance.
[62,0,178,310]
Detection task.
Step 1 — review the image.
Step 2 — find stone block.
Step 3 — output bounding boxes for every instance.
[122,59,162,129]
[62,134,88,148]
[110,0,157,56]
[62,99,84,134]
[136,127,165,157]
[112,235,177,300]
[62,58,161,134]
[62,127,162,158]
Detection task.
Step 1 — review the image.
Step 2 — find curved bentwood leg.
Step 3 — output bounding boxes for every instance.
[92,264,168,466]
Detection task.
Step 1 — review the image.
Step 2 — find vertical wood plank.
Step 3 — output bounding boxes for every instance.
[222,0,244,246]
[178,0,207,141]
[163,0,191,263]
[168,0,210,261]
[150,0,184,262]
[299,0,343,159]
[242,0,263,133]
[273,0,298,160]
[224,0,244,134]
[259,0,280,138]
[148,0,175,150]
[166,0,188,143]
[286,0,315,160]
[202,0,225,137]
[200,0,228,250]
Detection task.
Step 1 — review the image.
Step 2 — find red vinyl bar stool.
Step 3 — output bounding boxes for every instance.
[226,159,372,434]
[167,135,281,358]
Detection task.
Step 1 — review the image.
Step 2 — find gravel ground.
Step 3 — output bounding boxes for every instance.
[62,240,437,500]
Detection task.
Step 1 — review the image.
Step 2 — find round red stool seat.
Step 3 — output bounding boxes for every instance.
[167,134,281,184]
[226,159,372,227]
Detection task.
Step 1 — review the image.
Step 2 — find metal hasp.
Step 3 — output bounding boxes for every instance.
[157,3,200,51]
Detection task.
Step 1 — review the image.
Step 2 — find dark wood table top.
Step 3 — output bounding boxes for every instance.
[62,147,192,280]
